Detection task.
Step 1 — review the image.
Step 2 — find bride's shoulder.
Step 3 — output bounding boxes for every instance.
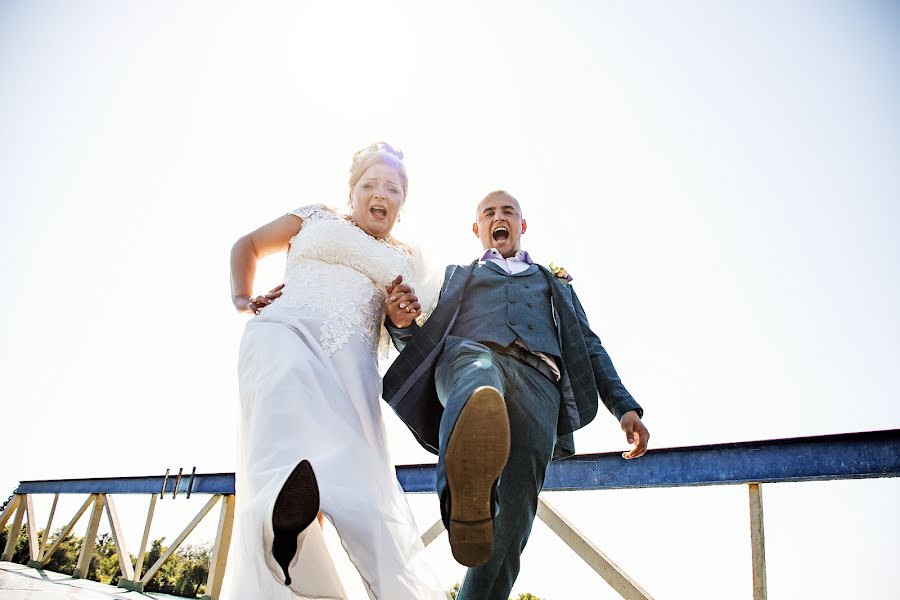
[288,203,343,222]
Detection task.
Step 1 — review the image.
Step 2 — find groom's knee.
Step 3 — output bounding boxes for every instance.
[435,337,503,407]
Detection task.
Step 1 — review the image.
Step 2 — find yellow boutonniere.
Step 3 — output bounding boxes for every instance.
[548,262,573,284]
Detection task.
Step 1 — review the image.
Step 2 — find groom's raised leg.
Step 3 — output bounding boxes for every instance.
[435,337,510,566]
[456,354,560,600]
[446,385,510,566]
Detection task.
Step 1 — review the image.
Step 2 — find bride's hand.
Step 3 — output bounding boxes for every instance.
[238,284,285,314]
[385,276,421,328]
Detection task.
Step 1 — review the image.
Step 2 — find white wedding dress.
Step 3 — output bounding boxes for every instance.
[223,204,444,600]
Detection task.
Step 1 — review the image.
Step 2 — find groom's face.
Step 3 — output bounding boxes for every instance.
[473,192,527,258]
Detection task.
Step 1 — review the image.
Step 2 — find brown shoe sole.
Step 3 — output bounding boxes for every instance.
[445,386,511,567]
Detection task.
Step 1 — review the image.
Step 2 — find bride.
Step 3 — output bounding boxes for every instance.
[224,143,443,599]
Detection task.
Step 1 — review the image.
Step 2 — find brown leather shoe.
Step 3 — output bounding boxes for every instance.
[445,386,511,567]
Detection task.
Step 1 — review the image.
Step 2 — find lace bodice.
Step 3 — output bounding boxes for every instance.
[268,204,413,357]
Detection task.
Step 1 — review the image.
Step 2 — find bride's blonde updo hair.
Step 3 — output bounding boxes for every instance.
[348,141,408,198]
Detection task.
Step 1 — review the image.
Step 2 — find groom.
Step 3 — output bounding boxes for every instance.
[383,191,649,599]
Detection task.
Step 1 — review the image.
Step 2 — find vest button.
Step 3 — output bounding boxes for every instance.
[528,324,534,330]
[508,299,515,304]
[527,303,533,308]
[508,321,515,326]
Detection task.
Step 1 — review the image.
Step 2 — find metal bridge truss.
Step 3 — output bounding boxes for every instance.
[2,429,898,600]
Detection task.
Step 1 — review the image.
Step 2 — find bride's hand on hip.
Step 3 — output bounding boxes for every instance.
[237,284,285,315]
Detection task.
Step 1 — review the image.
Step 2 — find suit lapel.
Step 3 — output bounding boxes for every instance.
[415,261,476,335]
[539,265,571,308]
[538,265,586,432]
[440,261,477,306]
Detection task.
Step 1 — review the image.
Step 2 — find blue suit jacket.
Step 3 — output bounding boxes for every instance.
[383,260,641,459]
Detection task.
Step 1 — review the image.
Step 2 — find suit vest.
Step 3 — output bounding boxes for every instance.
[449,262,561,357]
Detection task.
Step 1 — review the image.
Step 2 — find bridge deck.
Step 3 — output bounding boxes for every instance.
[0,561,179,599]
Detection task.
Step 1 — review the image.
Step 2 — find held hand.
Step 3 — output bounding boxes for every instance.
[385,276,421,328]
[620,410,650,459]
[239,284,284,315]
[385,275,403,296]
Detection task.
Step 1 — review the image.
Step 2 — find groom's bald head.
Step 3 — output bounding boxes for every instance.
[474,190,522,220]
[473,191,527,258]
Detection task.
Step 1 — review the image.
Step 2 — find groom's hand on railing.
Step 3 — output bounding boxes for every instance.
[385,275,421,328]
[620,410,650,459]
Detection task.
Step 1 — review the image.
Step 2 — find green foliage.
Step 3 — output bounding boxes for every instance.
[0,525,81,575]
[446,582,544,600]
[0,525,30,564]
[172,544,211,597]
[1,525,208,598]
[140,538,211,597]
[40,528,80,575]
[92,533,121,585]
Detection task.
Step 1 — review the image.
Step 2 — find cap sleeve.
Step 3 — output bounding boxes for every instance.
[288,204,339,222]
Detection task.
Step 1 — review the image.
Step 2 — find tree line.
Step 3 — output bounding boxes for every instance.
[2,524,546,599]
[1,524,209,596]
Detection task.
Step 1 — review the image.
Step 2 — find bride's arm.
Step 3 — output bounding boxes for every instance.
[230,214,303,313]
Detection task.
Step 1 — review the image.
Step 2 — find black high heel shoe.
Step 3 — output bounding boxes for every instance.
[271,460,320,586]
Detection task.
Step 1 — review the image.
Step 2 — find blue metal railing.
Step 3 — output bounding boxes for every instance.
[13,473,235,497]
[5,428,899,600]
[13,429,900,496]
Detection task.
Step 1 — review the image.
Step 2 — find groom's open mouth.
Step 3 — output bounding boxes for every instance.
[370,205,387,219]
[492,226,509,242]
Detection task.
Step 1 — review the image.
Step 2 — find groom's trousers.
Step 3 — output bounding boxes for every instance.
[435,336,560,600]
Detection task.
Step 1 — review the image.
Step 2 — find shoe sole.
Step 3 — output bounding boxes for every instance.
[272,460,320,586]
[445,386,510,567]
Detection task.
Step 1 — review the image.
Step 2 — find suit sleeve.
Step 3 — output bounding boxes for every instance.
[569,286,643,421]
[385,319,420,352]
[385,266,454,353]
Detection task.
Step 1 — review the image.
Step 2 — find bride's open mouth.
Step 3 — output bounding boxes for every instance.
[492,226,509,242]
[370,205,387,219]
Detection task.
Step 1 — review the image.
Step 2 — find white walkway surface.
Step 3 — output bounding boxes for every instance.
[0,562,179,599]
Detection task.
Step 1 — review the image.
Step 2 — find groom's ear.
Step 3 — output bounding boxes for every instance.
[473,222,479,237]
[521,219,527,234]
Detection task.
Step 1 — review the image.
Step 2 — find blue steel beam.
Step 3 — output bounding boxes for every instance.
[397,429,900,493]
[13,429,900,496]
[15,473,236,496]
[541,428,900,492]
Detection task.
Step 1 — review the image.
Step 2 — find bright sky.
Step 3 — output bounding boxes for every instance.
[1,1,899,598]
